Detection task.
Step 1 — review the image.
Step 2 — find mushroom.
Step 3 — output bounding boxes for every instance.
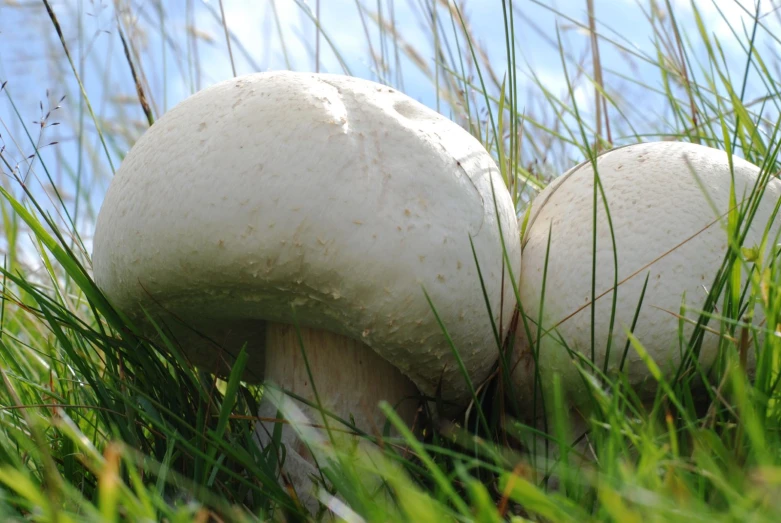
[92,71,520,502]
[512,141,780,416]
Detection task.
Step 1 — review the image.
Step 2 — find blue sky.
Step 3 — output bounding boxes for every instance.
[0,0,777,260]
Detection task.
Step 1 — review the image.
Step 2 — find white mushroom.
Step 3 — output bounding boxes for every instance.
[512,141,780,415]
[92,71,520,502]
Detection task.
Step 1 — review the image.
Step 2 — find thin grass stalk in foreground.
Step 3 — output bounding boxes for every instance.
[42,0,115,174]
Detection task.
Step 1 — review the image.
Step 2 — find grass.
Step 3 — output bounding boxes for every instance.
[1,0,781,520]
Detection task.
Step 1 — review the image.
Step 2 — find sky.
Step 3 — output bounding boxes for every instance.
[0,0,779,263]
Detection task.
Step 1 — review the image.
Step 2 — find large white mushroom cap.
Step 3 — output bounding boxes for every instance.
[92,71,520,408]
[512,141,780,408]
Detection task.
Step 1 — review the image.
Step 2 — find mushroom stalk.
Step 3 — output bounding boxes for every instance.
[260,323,420,433]
[256,323,420,505]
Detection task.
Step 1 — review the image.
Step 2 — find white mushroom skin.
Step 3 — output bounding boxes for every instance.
[512,141,780,412]
[93,70,519,410]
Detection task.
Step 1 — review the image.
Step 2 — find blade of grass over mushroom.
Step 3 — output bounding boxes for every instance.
[203,346,248,484]
[555,26,620,375]
[421,287,491,436]
[673,130,772,379]
[380,401,471,515]
[618,272,651,373]
[532,221,554,458]
[467,218,523,420]
[466,235,500,348]
[139,309,210,400]
[551,373,573,494]
[625,331,692,426]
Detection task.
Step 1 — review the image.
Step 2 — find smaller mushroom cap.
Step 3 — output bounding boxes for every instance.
[513,141,780,407]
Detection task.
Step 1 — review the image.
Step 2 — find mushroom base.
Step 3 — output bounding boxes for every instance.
[256,323,421,510]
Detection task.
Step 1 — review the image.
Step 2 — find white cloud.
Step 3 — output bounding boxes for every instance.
[671,0,778,42]
[532,69,591,114]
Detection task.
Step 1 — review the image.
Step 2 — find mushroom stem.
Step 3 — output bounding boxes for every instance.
[263,323,420,429]
[256,323,420,503]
